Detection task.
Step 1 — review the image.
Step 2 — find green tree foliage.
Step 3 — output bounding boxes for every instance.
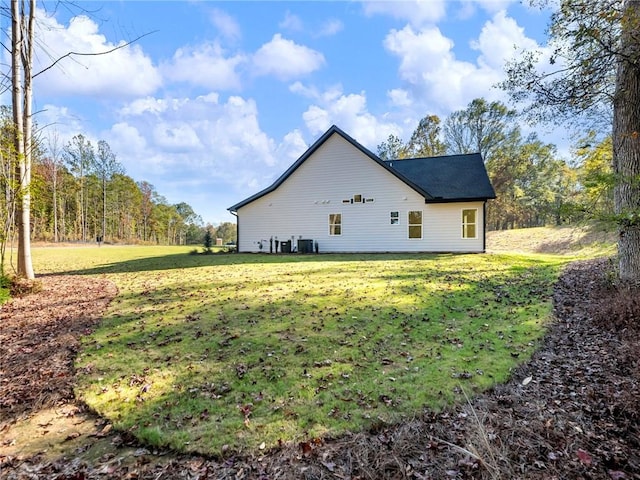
[16,136,221,247]
[377,114,446,160]
[443,98,576,230]
[63,134,94,242]
[95,140,123,242]
[444,98,517,161]
[574,133,614,217]
[406,115,446,157]
[203,225,214,253]
[500,0,640,281]
[376,134,407,160]
[175,202,204,244]
[214,222,237,244]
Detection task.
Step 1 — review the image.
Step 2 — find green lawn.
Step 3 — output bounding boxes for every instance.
[32,246,571,456]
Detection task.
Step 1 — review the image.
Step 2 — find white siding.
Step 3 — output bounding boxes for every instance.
[237,134,486,253]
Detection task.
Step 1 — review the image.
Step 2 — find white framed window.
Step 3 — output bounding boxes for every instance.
[462,208,477,239]
[408,210,422,239]
[390,211,399,225]
[329,213,342,235]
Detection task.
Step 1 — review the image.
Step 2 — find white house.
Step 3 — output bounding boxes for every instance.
[228,125,496,253]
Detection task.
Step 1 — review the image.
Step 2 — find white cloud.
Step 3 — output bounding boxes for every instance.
[387,89,412,107]
[469,0,517,15]
[108,94,280,192]
[110,123,148,154]
[289,81,319,99]
[301,87,402,150]
[209,8,241,42]
[317,19,344,37]
[161,42,246,90]
[276,129,309,164]
[279,11,304,31]
[252,34,325,80]
[382,18,532,112]
[472,10,539,70]
[361,0,447,27]
[384,25,456,84]
[152,122,202,151]
[38,104,86,140]
[33,10,162,98]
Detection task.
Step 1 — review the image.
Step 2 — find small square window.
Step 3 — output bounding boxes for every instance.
[353,194,362,203]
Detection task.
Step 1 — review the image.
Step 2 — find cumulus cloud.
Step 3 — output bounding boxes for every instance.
[209,8,241,42]
[276,129,309,164]
[472,10,539,70]
[110,122,148,154]
[32,9,162,98]
[108,93,285,192]
[161,42,246,90]
[387,89,412,107]
[300,87,402,150]
[361,0,447,27]
[382,11,542,113]
[252,34,325,80]
[470,0,517,14]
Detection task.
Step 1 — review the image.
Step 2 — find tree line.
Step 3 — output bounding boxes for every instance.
[377,98,612,232]
[1,106,235,272]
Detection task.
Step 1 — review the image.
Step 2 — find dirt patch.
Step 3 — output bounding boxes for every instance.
[2,261,640,479]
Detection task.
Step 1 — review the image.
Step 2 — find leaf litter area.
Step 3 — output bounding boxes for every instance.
[1,260,640,479]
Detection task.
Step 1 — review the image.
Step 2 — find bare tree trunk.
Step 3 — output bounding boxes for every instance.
[613,0,640,282]
[12,0,34,279]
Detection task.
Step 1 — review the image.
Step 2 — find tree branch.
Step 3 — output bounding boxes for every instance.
[33,30,157,79]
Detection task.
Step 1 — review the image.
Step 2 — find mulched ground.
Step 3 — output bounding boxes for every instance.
[2,259,640,479]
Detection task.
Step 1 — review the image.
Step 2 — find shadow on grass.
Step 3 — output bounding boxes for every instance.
[53,252,453,276]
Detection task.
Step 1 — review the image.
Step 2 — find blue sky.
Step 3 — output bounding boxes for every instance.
[12,1,559,225]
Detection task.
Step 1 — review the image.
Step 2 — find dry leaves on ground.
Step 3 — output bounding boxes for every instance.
[2,261,640,479]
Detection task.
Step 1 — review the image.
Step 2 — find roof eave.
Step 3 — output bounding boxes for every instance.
[424,195,496,204]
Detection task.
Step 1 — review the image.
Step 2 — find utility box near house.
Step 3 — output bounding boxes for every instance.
[297,239,314,254]
[281,240,292,253]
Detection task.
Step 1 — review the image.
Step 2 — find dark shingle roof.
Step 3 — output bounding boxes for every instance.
[228,125,495,212]
[385,154,496,202]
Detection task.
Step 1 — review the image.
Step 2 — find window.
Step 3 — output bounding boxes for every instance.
[390,211,399,225]
[329,213,342,235]
[462,209,477,239]
[353,194,362,203]
[408,211,422,239]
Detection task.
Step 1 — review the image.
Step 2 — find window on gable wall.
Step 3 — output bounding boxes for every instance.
[462,209,477,239]
[329,213,342,235]
[408,211,422,239]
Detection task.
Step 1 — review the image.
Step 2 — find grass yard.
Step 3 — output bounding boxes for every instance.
[31,245,571,456]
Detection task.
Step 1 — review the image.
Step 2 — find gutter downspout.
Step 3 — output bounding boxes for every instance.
[482,201,487,253]
[230,210,239,253]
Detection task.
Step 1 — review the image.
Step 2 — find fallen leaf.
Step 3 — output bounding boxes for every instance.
[577,448,592,465]
[609,471,626,480]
